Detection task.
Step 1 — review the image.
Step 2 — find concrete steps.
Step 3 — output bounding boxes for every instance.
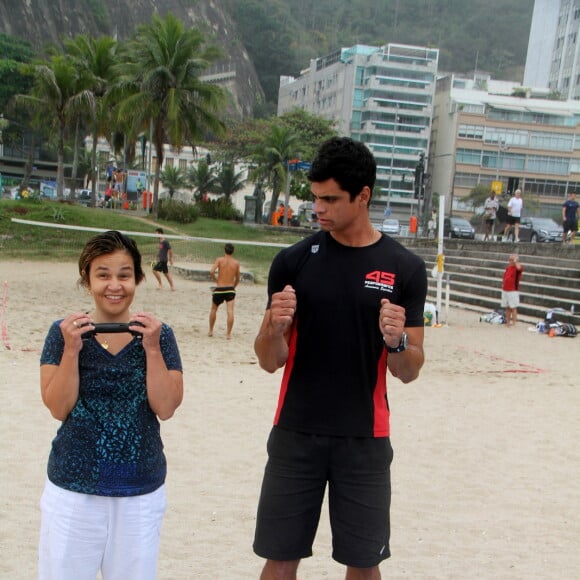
[401,238,580,325]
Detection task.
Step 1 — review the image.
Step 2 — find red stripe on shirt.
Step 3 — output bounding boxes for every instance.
[273,321,298,425]
[373,347,390,437]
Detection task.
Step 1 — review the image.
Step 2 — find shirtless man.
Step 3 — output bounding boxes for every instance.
[208,243,241,338]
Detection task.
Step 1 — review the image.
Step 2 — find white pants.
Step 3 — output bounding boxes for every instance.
[39,479,166,580]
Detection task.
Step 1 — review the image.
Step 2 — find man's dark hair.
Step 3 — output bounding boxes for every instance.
[307,137,376,201]
[156,228,164,234]
[225,243,234,255]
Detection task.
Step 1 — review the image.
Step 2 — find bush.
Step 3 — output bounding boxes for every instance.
[197,197,242,221]
[157,199,200,224]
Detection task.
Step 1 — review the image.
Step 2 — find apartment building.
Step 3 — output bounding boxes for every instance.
[430,74,580,216]
[524,0,580,101]
[278,43,439,218]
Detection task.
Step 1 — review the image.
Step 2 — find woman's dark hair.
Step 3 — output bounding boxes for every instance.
[307,137,377,201]
[78,230,145,287]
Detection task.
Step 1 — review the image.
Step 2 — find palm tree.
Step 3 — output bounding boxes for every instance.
[188,159,217,202]
[213,162,246,200]
[17,55,89,199]
[115,13,227,217]
[249,124,301,225]
[64,35,118,207]
[160,165,188,199]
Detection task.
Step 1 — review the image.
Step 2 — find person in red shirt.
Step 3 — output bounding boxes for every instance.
[501,254,524,327]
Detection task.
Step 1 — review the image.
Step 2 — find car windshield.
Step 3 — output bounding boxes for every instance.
[531,218,558,227]
[451,218,470,227]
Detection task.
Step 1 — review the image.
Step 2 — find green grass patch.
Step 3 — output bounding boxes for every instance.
[0,199,306,283]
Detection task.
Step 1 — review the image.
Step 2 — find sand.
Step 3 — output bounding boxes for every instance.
[1,260,578,579]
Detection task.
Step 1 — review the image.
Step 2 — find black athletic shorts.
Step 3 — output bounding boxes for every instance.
[212,286,236,306]
[253,426,393,568]
[563,219,578,234]
[507,215,520,225]
[153,261,168,273]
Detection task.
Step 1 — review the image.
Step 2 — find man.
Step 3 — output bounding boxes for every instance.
[562,191,579,244]
[152,228,175,290]
[501,254,524,327]
[208,243,241,339]
[483,191,499,241]
[253,137,427,580]
[503,189,523,242]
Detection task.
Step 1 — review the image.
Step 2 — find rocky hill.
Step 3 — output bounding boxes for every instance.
[0,0,264,118]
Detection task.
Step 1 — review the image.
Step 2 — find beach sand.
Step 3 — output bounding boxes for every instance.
[1,260,578,579]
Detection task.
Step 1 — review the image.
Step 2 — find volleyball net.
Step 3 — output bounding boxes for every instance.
[7,219,291,282]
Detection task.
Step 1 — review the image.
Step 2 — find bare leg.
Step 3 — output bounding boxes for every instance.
[260,559,300,580]
[345,565,381,580]
[226,300,235,338]
[514,223,519,241]
[208,304,218,337]
[164,272,175,290]
[152,270,163,289]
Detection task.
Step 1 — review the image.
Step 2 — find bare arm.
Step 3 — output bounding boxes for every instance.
[130,313,183,420]
[210,258,220,283]
[379,299,425,383]
[168,247,174,265]
[254,285,296,373]
[233,261,241,288]
[40,313,91,420]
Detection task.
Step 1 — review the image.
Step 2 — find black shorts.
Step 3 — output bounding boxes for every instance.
[212,287,236,306]
[563,220,578,234]
[507,215,520,225]
[152,261,168,273]
[253,427,393,567]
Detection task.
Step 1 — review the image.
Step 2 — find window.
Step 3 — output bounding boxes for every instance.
[165,157,174,168]
[179,159,187,170]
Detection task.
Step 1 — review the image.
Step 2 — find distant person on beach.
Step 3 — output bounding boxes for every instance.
[562,191,579,244]
[209,243,241,339]
[38,230,183,579]
[252,137,427,579]
[483,191,499,241]
[152,228,175,291]
[503,189,523,242]
[501,253,524,327]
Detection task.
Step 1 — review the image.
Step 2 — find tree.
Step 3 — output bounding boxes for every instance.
[64,34,118,207]
[115,13,227,217]
[17,55,89,198]
[160,165,188,199]
[248,124,301,225]
[214,162,246,200]
[188,159,217,202]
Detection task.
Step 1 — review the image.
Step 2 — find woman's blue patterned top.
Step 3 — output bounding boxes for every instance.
[40,321,183,497]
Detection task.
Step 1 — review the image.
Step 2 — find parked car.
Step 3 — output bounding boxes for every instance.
[507,217,563,243]
[381,218,401,235]
[77,189,104,207]
[443,217,475,239]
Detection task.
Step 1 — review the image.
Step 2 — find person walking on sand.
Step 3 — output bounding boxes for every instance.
[562,191,579,244]
[252,137,427,579]
[501,254,524,327]
[39,230,183,580]
[503,189,523,242]
[483,191,499,241]
[208,243,241,338]
[152,228,175,290]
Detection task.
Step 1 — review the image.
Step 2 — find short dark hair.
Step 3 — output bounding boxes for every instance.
[225,243,234,255]
[78,230,145,287]
[307,137,376,201]
[155,227,164,234]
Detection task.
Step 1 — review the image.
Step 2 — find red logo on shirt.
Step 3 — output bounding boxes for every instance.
[365,270,396,286]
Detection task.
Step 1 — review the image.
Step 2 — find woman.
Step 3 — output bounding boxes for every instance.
[39,231,183,580]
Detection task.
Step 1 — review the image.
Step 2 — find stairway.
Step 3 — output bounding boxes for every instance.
[401,238,580,325]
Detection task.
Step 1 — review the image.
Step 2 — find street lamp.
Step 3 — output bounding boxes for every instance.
[495,138,509,189]
[387,103,399,209]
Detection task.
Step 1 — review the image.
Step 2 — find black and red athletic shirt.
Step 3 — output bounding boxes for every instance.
[266,231,427,438]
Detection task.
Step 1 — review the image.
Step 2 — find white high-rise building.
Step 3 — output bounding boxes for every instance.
[278,43,439,216]
[524,0,580,100]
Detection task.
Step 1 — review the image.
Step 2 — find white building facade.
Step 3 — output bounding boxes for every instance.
[278,43,439,218]
[524,0,580,100]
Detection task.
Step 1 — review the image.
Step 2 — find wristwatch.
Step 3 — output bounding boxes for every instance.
[384,331,408,353]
